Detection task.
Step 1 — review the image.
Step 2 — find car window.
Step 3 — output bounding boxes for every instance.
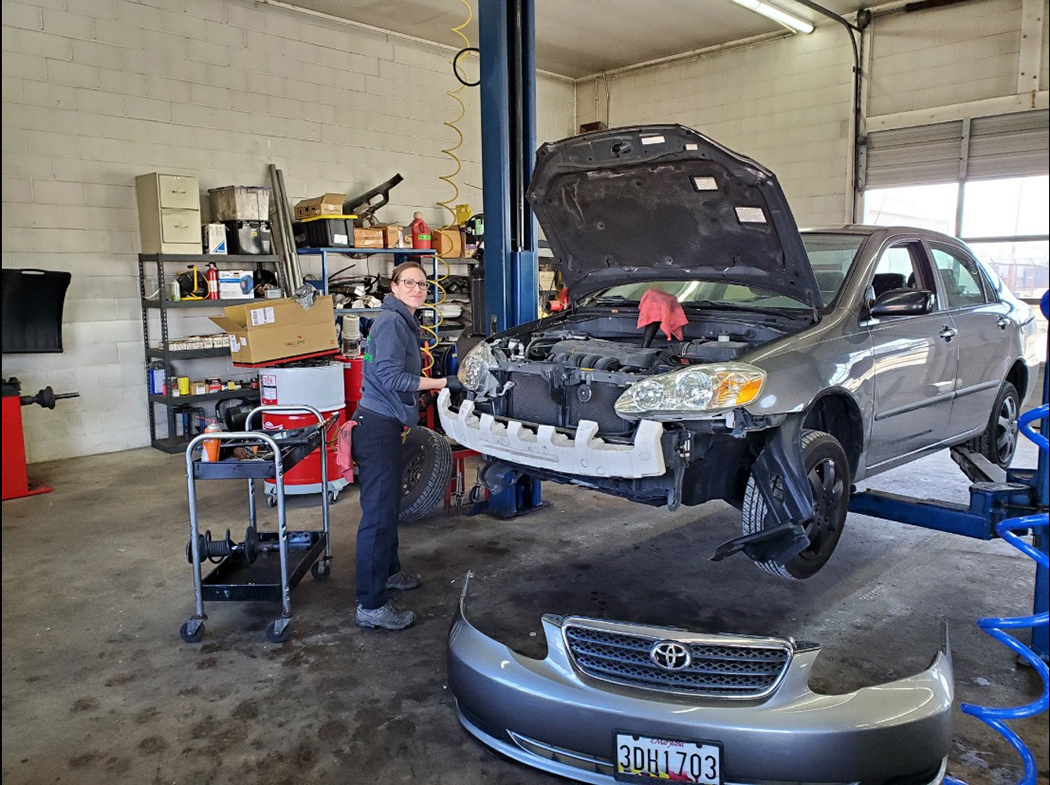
[930,245,987,308]
[869,241,932,301]
[800,233,866,307]
[974,259,1002,303]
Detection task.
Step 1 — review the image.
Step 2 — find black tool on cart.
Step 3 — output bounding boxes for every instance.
[181,405,335,644]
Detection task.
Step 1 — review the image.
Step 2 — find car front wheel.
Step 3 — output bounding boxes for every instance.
[741,429,851,580]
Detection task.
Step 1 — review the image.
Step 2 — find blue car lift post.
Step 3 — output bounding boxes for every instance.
[475,0,543,517]
[849,320,1049,664]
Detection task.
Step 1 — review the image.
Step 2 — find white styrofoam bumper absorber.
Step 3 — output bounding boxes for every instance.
[437,389,666,479]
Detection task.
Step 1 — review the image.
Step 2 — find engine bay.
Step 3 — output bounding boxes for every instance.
[496,312,791,378]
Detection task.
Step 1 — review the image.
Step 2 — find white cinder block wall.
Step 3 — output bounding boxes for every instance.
[576,0,1045,226]
[1,0,576,462]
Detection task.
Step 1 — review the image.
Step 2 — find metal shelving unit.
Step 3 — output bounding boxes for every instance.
[138,253,277,453]
[296,245,442,328]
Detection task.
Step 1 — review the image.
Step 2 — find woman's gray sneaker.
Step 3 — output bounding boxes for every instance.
[386,571,422,591]
[356,601,415,630]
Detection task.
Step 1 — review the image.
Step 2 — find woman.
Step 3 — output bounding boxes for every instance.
[352,261,463,630]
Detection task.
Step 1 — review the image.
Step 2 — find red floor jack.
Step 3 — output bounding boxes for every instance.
[2,378,78,501]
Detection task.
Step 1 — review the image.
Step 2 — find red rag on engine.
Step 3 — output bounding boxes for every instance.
[335,419,357,483]
[636,288,689,340]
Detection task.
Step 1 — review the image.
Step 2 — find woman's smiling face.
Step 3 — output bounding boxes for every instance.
[391,267,428,310]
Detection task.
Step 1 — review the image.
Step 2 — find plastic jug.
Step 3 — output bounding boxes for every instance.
[410,212,431,250]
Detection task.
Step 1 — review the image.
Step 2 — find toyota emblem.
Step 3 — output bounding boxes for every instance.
[650,641,691,671]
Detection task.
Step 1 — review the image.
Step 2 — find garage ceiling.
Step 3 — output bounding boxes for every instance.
[279,0,867,78]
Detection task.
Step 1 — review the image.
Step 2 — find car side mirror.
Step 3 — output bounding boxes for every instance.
[869,288,935,318]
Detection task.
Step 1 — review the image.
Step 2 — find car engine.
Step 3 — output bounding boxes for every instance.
[472,315,785,438]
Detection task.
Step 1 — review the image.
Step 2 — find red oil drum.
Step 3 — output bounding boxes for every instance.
[340,355,365,420]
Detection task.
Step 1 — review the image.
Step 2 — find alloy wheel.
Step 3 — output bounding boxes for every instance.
[996,394,1019,465]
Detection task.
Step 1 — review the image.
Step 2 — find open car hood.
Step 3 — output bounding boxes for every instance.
[527,125,822,312]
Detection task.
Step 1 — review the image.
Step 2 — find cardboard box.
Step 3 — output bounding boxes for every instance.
[210,296,337,364]
[376,225,403,248]
[353,227,385,248]
[218,269,255,300]
[294,193,345,220]
[433,228,463,258]
[209,186,270,221]
[202,223,227,254]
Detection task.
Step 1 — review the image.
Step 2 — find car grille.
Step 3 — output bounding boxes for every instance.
[506,372,631,437]
[563,623,791,698]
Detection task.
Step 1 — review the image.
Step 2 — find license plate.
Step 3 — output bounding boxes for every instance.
[614,731,722,784]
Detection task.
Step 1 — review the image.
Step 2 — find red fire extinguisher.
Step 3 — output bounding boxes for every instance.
[206,262,219,300]
[410,212,431,250]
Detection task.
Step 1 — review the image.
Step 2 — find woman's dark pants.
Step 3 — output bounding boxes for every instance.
[351,407,403,610]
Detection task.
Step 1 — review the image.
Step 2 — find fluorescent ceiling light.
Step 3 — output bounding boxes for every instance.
[732,0,814,33]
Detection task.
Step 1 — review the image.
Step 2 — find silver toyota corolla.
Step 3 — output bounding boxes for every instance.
[440,124,1041,580]
[439,125,1039,784]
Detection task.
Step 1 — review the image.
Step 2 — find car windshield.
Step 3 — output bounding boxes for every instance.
[801,232,867,307]
[584,280,813,312]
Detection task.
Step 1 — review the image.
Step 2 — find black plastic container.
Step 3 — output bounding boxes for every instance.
[223,220,272,255]
[292,218,353,249]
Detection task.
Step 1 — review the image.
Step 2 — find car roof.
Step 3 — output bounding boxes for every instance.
[800,225,963,244]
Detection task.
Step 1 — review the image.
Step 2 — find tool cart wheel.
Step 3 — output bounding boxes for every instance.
[327,489,339,505]
[265,493,277,508]
[311,560,331,581]
[180,621,204,644]
[265,620,289,644]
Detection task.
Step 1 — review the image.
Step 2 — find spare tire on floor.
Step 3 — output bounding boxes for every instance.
[399,427,454,522]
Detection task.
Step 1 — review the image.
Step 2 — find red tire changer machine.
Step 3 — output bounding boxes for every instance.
[2,378,78,501]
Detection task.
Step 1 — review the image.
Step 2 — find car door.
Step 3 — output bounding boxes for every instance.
[927,242,1011,438]
[865,240,958,468]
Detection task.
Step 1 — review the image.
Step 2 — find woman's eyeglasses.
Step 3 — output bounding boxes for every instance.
[397,279,429,290]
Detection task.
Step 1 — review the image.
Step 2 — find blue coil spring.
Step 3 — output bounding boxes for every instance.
[945,404,1049,785]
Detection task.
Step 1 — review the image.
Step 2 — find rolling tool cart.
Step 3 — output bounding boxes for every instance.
[181,405,334,645]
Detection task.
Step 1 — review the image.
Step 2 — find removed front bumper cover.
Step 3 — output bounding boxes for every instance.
[448,574,953,785]
[437,389,666,479]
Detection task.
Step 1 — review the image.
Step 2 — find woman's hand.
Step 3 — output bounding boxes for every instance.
[417,375,464,392]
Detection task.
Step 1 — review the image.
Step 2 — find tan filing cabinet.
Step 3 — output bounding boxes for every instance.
[135,173,202,254]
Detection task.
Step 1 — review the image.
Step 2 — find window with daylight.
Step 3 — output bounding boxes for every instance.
[863,111,1049,360]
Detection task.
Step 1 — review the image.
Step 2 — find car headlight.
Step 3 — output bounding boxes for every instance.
[614,363,766,419]
[458,341,497,391]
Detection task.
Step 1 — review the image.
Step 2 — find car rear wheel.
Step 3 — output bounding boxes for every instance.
[966,381,1020,469]
[741,429,851,580]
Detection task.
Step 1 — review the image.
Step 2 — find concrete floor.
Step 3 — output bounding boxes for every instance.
[2,429,1048,784]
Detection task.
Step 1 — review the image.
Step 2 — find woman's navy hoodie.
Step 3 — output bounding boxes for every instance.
[356,295,422,425]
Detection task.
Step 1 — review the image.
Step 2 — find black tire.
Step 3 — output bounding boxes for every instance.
[311,560,331,582]
[399,427,454,522]
[179,621,204,644]
[967,381,1020,469]
[741,430,851,580]
[265,620,289,644]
